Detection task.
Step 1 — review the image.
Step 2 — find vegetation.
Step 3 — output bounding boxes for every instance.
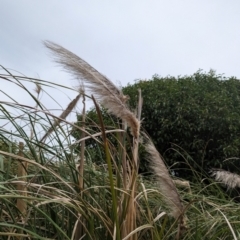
[0,42,239,239]
[124,71,240,179]
[73,71,240,179]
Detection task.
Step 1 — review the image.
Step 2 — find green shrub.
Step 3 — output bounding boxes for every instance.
[122,70,240,179]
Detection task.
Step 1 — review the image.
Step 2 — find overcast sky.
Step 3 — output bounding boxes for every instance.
[1,1,240,121]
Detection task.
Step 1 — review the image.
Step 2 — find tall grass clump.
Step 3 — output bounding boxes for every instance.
[0,42,239,239]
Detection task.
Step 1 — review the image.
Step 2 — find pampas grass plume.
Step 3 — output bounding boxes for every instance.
[211,168,240,189]
[145,138,184,219]
[44,41,140,138]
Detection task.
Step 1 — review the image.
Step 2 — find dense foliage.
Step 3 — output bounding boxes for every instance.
[73,70,240,179]
[123,70,240,178]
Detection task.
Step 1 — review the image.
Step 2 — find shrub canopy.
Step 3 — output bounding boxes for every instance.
[72,70,240,179]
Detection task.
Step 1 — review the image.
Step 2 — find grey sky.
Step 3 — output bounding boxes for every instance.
[1,1,240,116]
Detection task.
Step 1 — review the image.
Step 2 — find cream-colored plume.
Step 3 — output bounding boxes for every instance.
[145,138,184,219]
[44,41,140,138]
[211,168,240,189]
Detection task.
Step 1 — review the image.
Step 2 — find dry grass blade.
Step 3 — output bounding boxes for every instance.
[44,41,140,138]
[74,88,86,240]
[211,168,240,189]
[30,82,42,140]
[40,93,81,142]
[218,209,238,240]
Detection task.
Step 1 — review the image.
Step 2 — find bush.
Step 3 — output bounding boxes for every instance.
[122,70,240,179]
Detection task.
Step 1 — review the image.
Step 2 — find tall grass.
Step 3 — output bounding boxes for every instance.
[0,43,239,239]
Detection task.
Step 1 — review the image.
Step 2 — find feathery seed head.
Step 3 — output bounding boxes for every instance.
[44,41,140,138]
[211,168,240,189]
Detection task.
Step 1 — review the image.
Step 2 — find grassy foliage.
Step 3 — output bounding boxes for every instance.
[0,45,240,239]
